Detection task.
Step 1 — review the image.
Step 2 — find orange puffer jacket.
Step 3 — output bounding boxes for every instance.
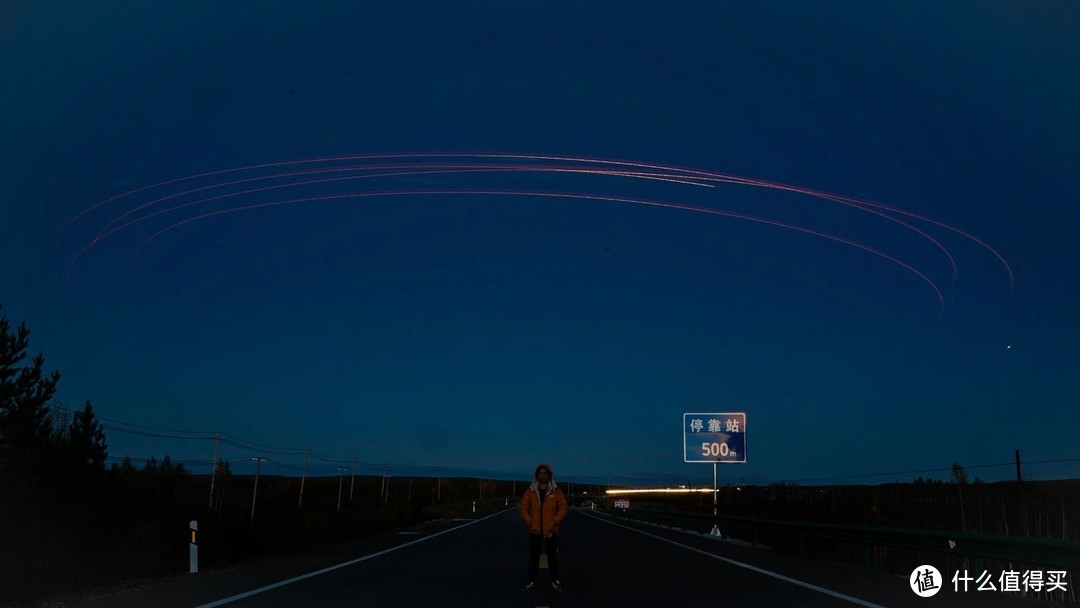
[520,482,568,536]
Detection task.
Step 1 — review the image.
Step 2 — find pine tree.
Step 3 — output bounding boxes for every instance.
[70,400,108,477]
[0,305,61,471]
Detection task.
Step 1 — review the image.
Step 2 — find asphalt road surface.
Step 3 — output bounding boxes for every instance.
[65,507,1054,607]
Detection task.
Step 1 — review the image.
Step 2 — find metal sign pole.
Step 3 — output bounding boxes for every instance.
[710,462,722,536]
[713,462,718,515]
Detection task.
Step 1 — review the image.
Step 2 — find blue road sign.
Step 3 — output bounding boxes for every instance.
[683,412,747,463]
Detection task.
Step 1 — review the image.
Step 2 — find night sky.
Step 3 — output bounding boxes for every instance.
[2,2,1078,486]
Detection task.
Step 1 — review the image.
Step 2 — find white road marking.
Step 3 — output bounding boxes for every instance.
[581,511,885,608]
[195,508,515,608]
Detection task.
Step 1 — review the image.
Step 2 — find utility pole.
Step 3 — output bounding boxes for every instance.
[337,467,346,513]
[1015,449,1022,484]
[250,457,266,524]
[298,450,309,510]
[208,432,221,509]
[437,477,441,501]
[349,458,356,502]
[384,471,391,504]
[1016,449,1026,535]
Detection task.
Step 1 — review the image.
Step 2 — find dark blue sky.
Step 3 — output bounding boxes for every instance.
[2,1,1078,485]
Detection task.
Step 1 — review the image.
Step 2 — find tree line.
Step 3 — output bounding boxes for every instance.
[0,305,507,604]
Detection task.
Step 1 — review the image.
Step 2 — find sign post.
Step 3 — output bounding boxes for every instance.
[683,412,747,536]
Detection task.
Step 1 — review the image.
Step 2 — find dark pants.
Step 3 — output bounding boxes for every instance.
[526,533,560,582]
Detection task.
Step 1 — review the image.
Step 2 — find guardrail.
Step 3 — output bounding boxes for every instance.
[606,507,1080,572]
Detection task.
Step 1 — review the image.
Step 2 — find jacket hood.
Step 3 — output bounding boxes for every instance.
[528,463,557,494]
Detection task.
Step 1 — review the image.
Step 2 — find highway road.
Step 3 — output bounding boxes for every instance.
[67,507,1051,607]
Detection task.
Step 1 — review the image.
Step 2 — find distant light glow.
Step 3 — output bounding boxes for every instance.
[605,488,715,495]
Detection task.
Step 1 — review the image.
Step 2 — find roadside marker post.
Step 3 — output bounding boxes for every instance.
[189,520,199,574]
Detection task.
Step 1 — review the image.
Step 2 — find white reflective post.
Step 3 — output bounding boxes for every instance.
[472,501,476,513]
[189,520,199,573]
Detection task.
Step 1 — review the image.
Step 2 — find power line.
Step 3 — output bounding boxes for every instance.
[53,405,218,435]
[219,433,315,456]
[263,457,306,473]
[105,455,215,466]
[103,425,217,440]
[218,436,307,456]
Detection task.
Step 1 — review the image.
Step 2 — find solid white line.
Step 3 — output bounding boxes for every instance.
[195,508,515,608]
[581,511,885,608]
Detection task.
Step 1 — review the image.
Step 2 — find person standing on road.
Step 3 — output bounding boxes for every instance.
[520,463,567,592]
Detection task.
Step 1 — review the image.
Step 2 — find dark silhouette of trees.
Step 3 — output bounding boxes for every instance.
[0,305,62,477]
[0,304,500,604]
[70,400,108,475]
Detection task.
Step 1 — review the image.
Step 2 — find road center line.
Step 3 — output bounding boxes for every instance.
[582,511,885,608]
[195,508,515,608]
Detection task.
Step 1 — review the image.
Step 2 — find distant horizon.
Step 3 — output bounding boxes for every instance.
[122,465,1080,489]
